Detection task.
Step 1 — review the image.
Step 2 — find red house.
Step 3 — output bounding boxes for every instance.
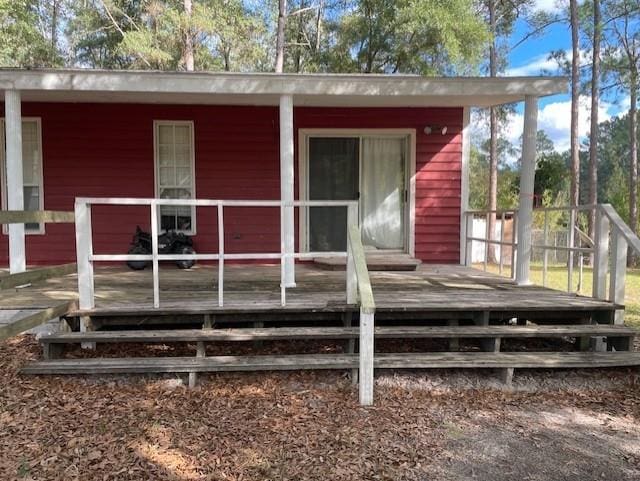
[0,70,566,273]
[16,70,637,407]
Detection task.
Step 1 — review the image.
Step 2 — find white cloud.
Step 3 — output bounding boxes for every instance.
[472,96,626,161]
[504,98,614,153]
[531,0,565,13]
[505,54,561,76]
[505,49,591,77]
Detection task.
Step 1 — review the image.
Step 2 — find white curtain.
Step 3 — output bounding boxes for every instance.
[361,137,405,249]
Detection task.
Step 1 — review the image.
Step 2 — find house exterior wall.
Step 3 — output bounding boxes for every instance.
[0,102,462,265]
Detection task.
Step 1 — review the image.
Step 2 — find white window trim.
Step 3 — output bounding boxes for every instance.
[0,117,45,235]
[153,120,197,235]
[298,128,416,256]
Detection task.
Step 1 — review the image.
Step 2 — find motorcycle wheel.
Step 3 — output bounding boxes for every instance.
[176,245,196,269]
[126,245,150,270]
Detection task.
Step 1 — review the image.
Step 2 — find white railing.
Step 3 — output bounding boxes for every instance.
[75,197,361,310]
[75,196,376,405]
[464,203,640,324]
[464,208,518,278]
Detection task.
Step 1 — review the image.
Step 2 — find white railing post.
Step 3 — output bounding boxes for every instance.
[217,202,224,307]
[610,228,627,324]
[484,212,490,271]
[150,200,160,308]
[346,202,357,304]
[499,212,506,275]
[359,308,374,406]
[4,90,25,274]
[74,200,94,310]
[465,213,473,267]
[542,210,549,287]
[567,208,576,292]
[593,206,610,299]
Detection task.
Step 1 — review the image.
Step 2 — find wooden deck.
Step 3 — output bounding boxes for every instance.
[11,263,640,382]
[0,263,617,321]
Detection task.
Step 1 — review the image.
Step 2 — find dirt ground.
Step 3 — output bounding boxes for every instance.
[2,336,640,481]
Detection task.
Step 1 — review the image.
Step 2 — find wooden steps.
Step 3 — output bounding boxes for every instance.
[21,351,640,375]
[38,324,637,344]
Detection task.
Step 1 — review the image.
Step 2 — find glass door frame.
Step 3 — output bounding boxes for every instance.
[298,128,416,256]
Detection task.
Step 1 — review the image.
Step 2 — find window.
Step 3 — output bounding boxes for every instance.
[0,119,44,234]
[154,121,195,233]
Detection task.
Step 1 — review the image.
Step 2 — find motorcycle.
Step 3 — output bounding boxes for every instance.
[126,226,196,270]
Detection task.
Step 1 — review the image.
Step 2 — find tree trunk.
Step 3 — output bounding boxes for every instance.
[629,73,638,237]
[588,0,600,257]
[51,0,59,52]
[275,0,287,72]
[488,0,498,264]
[570,0,580,208]
[183,0,194,71]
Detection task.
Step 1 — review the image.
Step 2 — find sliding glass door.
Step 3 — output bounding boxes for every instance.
[307,134,407,252]
[308,137,359,251]
[360,137,405,249]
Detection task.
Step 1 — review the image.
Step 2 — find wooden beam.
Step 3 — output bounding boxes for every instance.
[0,263,76,289]
[0,210,75,224]
[0,301,75,341]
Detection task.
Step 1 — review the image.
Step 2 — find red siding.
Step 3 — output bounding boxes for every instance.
[0,103,462,265]
[296,107,463,263]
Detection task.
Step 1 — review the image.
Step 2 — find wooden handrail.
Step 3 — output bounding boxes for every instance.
[347,224,375,406]
[347,224,375,314]
[0,210,75,224]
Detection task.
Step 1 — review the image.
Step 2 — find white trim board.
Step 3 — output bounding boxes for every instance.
[298,128,416,257]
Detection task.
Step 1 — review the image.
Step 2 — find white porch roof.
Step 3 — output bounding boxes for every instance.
[0,68,567,108]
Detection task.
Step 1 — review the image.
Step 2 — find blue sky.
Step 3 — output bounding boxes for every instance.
[483,0,631,154]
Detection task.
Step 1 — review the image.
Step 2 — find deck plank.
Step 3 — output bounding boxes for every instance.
[39,324,637,344]
[21,351,640,375]
[0,264,618,317]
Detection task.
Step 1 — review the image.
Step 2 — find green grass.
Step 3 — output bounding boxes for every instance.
[478,263,640,329]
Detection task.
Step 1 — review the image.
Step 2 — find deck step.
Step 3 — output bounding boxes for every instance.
[21,351,640,375]
[39,325,637,344]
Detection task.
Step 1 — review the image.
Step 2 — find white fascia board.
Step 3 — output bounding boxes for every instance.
[0,69,568,107]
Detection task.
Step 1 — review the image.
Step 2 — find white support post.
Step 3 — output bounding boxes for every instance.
[217,202,224,307]
[593,206,610,299]
[346,203,357,304]
[359,309,374,406]
[75,200,94,310]
[150,201,160,308]
[460,107,471,265]
[280,95,296,287]
[4,90,25,274]
[610,229,627,324]
[515,95,538,285]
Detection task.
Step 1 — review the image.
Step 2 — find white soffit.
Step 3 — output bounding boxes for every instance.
[0,69,568,108]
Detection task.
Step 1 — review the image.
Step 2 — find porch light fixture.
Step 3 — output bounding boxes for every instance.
[423,125,448,135]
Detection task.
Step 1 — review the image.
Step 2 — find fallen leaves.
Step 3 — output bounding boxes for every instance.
[1,335,640,480]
